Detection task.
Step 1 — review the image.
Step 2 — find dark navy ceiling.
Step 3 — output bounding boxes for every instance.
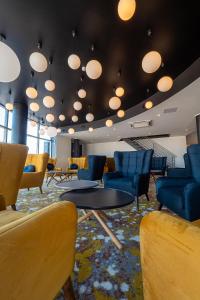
[0,0,199,127]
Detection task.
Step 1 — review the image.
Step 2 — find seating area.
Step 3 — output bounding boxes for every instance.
[0,1,199,299]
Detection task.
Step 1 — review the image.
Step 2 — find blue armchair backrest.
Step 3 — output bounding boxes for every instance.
[114,150,153,177]
[187,145,200,183]
[151,157,167,171]
[88,155,106,179]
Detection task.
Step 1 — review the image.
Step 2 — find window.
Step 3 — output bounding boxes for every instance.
[26,120,53,156]
[0,104,12,143]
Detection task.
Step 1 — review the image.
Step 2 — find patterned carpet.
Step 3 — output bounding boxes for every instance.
[16,178,159,300]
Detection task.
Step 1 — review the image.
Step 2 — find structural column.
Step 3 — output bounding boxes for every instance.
[11,102,28,145]
[196,114,200,144]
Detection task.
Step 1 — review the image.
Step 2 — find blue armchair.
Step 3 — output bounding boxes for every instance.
[167,153,192,178]
[78,155,106,181]
[151,157,167,181]
[103,150,153,210]
[156,144,200,221]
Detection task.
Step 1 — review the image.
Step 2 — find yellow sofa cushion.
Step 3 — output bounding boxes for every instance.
[0,210,26,227]
[68,157,87,170]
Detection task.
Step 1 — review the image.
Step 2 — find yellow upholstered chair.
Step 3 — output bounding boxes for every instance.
[0,143,28,210]
[68,157,87,174]
[20,153,49,193]
[140,211,200,300]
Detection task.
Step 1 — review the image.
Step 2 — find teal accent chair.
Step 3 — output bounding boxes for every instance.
[103,150,154,210]
[78,155,106,181]
[156,144,200,221]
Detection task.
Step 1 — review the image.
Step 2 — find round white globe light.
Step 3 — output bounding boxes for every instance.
[115,87,125,97]
[88,127,94,132]
[29,52,48,73]
[68,54,81,70]
[57,128,61,134]
[78,89,87,99]
[26,87,38,99]
[0,41,21,82]
[86,60,102,80]
[73,101,82,111]
[117,109,125,118]
[45,80,55,91]
[47,126,57,138]
[142,51,162,74]
[5,102,13,111]
[118,0,136,21]
[109,96,121,110]
[157,76,173,92]
[31,120,37,127]
[30,102,40,112]
[106,119,113,127]
[46,113,55,123]
[86,113,94,122]
[145,100,153,110]
[39,128,45,135]
[68,128,75,135]
[59,114,66,121]
[43,96,55,108]
[72,115,78,123]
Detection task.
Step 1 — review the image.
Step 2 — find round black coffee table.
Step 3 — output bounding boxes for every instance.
[60,188,134,250]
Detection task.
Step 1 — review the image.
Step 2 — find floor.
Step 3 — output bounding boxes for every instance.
[16,178,159,300]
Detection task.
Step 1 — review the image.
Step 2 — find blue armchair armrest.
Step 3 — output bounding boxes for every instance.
[167,168,191,178]
[184,183,200,221]
[156,177,194,194]
[103,171,122,181]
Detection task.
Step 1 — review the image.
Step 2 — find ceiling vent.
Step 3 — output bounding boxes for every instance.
[163,107,178,114]
[129,120,152,128]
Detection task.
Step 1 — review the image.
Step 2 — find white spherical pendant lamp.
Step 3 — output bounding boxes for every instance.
[78,89,87,99]
[86,60,102,80]
[29,52,48,73]
[86,113,94,122]
[72,115,78,123]
[142,51,162,74]
[73,101,82,111]
[45,80,55,91]
[31,120,37,127]
[117,109,125,118]
[68,128,75,135]
[30,102,40,112]
[109,96,121,110]
[43,96,55,108]
[47,126,57,138]
[115,87,125,97]
[59,114,66,121]
[57,128,61,134]
[145,100,153,110]
[88,127,94,132]
[118,0,136,21]
[5,102,13,111]
[39,128,45,135]
[106,119,113,127]
[68,54,81,70]
[26,87,38,99]
[46,113,55,123]
[157,76,173,92]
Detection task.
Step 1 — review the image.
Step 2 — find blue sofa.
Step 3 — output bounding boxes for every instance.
[103,150,153,210]
[167,153,192,178]
[78,155,106,181]
[156,144,200,221]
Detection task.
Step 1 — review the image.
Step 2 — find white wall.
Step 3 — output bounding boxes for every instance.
[152,136,187,167]
[56,136,71,169]
[85,141,134,157]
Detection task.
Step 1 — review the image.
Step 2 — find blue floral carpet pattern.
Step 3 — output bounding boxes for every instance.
[16,178,159,300]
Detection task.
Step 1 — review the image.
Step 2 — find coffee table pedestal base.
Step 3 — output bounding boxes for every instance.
[78,210,122,250]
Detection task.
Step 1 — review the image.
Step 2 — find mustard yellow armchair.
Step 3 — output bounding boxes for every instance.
[140,211,200,300]
[67,157,87,174]
[0,143,28,210]
[20,153,49,193]
[0,200,77,300]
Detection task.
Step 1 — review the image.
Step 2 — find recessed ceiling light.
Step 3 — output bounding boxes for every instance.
[145,100,153,110]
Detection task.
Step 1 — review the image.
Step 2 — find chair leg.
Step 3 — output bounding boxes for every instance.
[158,203,163,211]
[63,277,75,300]
[145,193,150,201]
[136,196,139,211]
[11,204,17,211]
[39,186,43,194]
